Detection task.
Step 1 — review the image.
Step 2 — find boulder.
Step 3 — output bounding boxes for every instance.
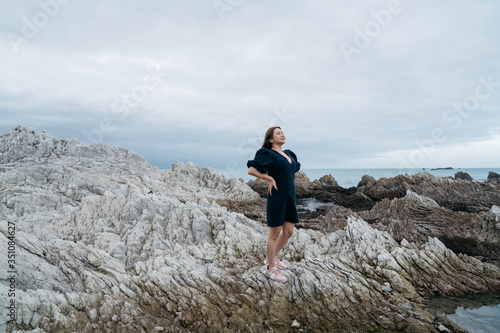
[313,174,339,187]
[294,171,311,197]
[454,171,472,181]
[488,171,500,182]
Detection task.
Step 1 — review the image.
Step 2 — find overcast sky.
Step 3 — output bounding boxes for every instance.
[1,0,499,174]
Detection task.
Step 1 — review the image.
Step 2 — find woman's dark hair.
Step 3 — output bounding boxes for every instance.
[261,126,281,149]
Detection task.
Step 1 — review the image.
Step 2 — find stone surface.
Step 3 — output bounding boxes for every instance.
[356,172,500,212]
[359,191,500,264]
[1,126,499,332]
[297,190,500,266]
[488,171,500,182]
[247,170,500,266]
[454,172,472,181]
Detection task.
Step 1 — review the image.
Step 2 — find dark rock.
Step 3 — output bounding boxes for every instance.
[356,172,500,212]
[357,174,376,188]
[318,205,356,233]
[314,174,339,187]
[465,206,489,213]
[487,171,500,182]
[246,178,268,198]
[217,198,267,224]
[454,171,472,181]
[357,174,408,201]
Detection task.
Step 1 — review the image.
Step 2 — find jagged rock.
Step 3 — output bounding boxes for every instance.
[357,172,500,212]
[454,171,472,181]
[488,171,500,182]
[293,171,311,197]
[314,205,356,233]
[358,190,500,264]
[316,174,339,187]
[171,161,259,202]
[216,198,267,225]
[1,126,499,332]
[306,178,374,212]
[358,174,377,188]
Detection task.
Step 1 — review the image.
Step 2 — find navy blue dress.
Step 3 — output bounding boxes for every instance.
[247,148,301,227]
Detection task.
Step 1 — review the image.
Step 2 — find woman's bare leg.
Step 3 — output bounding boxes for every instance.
[274,222,294,258]
[266,226,282,270]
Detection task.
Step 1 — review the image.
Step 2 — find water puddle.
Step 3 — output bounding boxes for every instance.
[296,197,335,212]
[425,292,500,333]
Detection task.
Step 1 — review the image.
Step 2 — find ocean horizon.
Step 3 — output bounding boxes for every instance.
[218,167,500,188]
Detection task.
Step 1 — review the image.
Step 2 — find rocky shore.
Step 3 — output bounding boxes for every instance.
[1,126,499,332]
[246,170,500,267]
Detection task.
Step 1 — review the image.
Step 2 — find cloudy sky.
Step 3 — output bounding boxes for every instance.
[1,0,499,175]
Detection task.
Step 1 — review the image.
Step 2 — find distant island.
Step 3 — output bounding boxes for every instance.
[430,167,454,170]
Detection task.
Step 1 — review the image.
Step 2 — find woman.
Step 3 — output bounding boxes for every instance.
[247,126,301,283]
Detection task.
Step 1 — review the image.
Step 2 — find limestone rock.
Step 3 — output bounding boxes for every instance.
[358,190,500,264]
[1,126,499,333]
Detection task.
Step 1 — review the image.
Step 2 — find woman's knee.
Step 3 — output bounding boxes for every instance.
[283,224,294,238]
[268,228,281,241]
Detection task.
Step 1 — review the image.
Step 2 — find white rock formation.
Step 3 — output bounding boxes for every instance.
[404,189,440,208]
[1,126,498,332]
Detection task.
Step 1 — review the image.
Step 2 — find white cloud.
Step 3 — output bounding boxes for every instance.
[1,0,499,170]
[342,134,500,169]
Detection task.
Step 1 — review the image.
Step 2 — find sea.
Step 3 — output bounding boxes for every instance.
[222,167,500,188]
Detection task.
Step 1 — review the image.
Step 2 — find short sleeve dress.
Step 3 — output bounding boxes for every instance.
[247,148,301,227]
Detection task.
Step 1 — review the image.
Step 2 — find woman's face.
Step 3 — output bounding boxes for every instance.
[271,128,286,145]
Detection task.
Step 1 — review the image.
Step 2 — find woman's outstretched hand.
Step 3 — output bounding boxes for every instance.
[268,178,278,195]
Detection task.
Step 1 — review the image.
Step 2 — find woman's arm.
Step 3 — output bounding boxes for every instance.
[248,166,277,195]
[247,166,271,180]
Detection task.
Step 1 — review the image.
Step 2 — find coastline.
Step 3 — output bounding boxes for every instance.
[220,167,500,188]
